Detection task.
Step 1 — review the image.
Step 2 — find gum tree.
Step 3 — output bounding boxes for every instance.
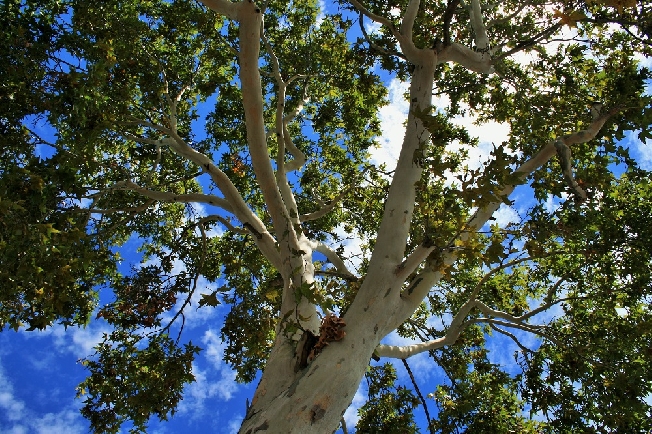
[2,0,652,432]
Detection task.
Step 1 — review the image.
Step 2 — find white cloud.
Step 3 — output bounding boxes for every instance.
[372,76,512,182]
[227,416,243,434]
[372,78,410,172]
[18,322,110,360]
[492,203,519,228]
[365,21,381,35]
[177,329,241,418]
[342,382,366,431]
[625,130,652,170]
[201,329,226,371]
[0,357,86,434]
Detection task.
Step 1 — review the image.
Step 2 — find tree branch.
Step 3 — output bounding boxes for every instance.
[115,180,234,211]
[442,0,460,47]
[400,0,421,43]
[377,297,477,358]
[237,1,296,245]
[489,324,533,353]
[197,0,240,21]
[358,12,407,60]
[469,0,490,52]
[464,106,622,238]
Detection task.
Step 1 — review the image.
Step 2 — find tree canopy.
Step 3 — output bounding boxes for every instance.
[1,0,652,432]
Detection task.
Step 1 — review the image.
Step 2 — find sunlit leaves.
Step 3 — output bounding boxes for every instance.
[78,332,200,434]
[357,363,420,433]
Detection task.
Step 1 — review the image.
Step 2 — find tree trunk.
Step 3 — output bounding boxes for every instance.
[239,311,379,433]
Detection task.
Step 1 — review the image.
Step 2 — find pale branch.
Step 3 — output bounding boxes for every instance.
[555,138,587,200]
[285,74,309,87]
[197,214,249,236]
[128,130,281,269]
[358,12,407,60]
[518,296,584,322]
[278,86,309,172]
[469,0,490,52]
[237,1,296,244]
[375,335,452,358]
[377,298,477,359]
[340,418,348,434]
[282,123,307,172]
[466,318,559,345]
[473,299,529,324]
[438,42,494,74]
[395,252,456,322]
[299,188,350,222]
[464,106,622,238]
[359,59,435,285]
[394,245,436,281]
[166,84,193,134]
[264,34,301,226]
[115,180,234,211]
[312,241,357,278]
[69,201,155,215]
[261,32,282,82]
[197,0,239,21]
[545,272,571,303]
[489,324,533,353]
[400,0,421,44]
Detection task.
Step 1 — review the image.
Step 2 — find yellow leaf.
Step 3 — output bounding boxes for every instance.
[553,9,587,28]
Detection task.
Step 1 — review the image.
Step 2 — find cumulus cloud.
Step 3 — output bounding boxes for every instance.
[177,329,240,418]
[342,382,367,431]
[492,203,520,228]
[372,78,411,171]
[0,357,86,434]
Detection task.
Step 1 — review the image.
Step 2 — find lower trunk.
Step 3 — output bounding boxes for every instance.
[239,319,379,433]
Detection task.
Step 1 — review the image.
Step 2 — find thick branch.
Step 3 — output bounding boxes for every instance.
[377,298,477,358]
[438,43,494,74]
[116,180,234,211]
[469,0,490,51]
[400,0,421,43]
[238,2,296,243]
[465,107,621,236]
[263,34,301,227]
[312,241,357,278]
[198,0,239,20]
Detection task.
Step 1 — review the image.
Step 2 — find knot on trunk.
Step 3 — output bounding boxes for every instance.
[295,314,346,371]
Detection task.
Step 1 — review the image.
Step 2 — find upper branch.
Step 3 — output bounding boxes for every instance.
[237,1,297,245]
[348,0,421,61]
[465,107,622,236]
[376,297,477,359]
[115,180,234,212]
[198,0,239,20]
[400,0,421,43]
[469,0,490,51]
[312,241,357,279]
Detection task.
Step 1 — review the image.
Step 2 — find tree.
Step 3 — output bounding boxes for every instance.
[2,0,652,432]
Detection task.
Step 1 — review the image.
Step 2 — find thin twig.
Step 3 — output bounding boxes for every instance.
[402,358,433,433]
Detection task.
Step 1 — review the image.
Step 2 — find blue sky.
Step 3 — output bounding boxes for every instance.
[2,4,652,434]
